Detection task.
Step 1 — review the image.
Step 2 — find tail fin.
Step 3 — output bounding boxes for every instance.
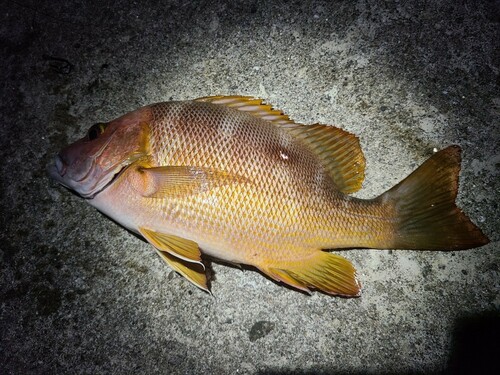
[380,146,489,250]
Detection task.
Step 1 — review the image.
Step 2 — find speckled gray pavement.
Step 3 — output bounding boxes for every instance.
[1,1,499,374]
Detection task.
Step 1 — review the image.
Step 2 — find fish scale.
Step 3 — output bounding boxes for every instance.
[149,101,326,246]
[144,101,391,263]
[49,95,489,296]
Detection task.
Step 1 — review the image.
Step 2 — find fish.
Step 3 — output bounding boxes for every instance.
[48,95,490,296]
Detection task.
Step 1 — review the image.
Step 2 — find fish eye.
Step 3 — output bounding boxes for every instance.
[87,123,108,140]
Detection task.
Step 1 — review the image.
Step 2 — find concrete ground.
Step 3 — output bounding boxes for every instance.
[1,0,499,373]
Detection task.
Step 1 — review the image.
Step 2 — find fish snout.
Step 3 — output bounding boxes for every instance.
[54,154,67,176]
[47,154,68,186]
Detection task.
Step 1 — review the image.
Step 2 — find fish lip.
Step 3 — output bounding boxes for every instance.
[54,155,66,176]
[47,153,135,199]
[47,129,120,198]
[47,158,123,200]
[47,157,65,185]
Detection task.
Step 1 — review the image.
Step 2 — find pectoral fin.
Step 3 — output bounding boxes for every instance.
[139,227,203,265]
[155,249,209,293]
[131,165,248,198]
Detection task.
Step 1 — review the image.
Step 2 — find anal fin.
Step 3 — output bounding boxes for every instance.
[262,267,311,294]
[262,251,361,297]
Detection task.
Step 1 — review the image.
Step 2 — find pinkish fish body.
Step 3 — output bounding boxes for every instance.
[48,96,489,295]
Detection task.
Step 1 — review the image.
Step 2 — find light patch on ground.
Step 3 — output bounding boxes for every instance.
[471,154,500,177]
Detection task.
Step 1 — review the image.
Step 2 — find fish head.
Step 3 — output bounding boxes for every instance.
[48,106,151,198]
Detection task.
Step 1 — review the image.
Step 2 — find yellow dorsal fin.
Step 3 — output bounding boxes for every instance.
[195,95,365,193]
[155,249,209,293]
[281,123,366,194]
[262,251,361,297]
[139,227,203,265]
[195,95,294,125]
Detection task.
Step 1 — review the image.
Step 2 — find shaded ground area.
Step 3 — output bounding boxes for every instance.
[1,0,498,374]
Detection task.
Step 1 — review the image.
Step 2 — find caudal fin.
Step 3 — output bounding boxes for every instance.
[380,146,489,250]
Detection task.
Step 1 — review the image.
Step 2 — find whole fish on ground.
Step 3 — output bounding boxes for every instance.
[48,96,490,296]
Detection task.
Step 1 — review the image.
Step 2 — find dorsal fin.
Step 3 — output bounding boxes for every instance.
[195,95,366,193]
[195,95,294,125]
[281,123,366,194]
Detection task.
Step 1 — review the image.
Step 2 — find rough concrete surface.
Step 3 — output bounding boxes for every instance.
[1,0,499,374]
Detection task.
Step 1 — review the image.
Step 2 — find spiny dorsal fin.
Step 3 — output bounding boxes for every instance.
[195,95,294,125]
[281,123,366,194]
[195,95,365,193]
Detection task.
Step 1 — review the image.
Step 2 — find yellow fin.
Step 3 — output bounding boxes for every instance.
[155,249,209,293]
[139,227,203,264]
[195,95,294,125]
[261,267,311,294]
[263,251,361,297]
[195,96,365,193]
[131,165,248,198]
[282,123,365,194]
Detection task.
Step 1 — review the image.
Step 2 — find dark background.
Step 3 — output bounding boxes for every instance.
[1,0,499,373]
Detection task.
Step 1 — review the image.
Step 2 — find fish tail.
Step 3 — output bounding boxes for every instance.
[261,251,361,297]
[379,145,489,250]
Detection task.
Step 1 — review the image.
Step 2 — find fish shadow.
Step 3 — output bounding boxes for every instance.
[446,310,500,374]
[256,311,500,375]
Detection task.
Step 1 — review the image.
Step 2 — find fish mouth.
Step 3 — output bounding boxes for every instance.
[47,157,68,186]
[48,129,145,199]
[47,154,137,200]
[54,155,67,176]
[47,155,122,199]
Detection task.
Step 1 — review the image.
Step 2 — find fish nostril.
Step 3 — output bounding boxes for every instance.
[55,155,66,176]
